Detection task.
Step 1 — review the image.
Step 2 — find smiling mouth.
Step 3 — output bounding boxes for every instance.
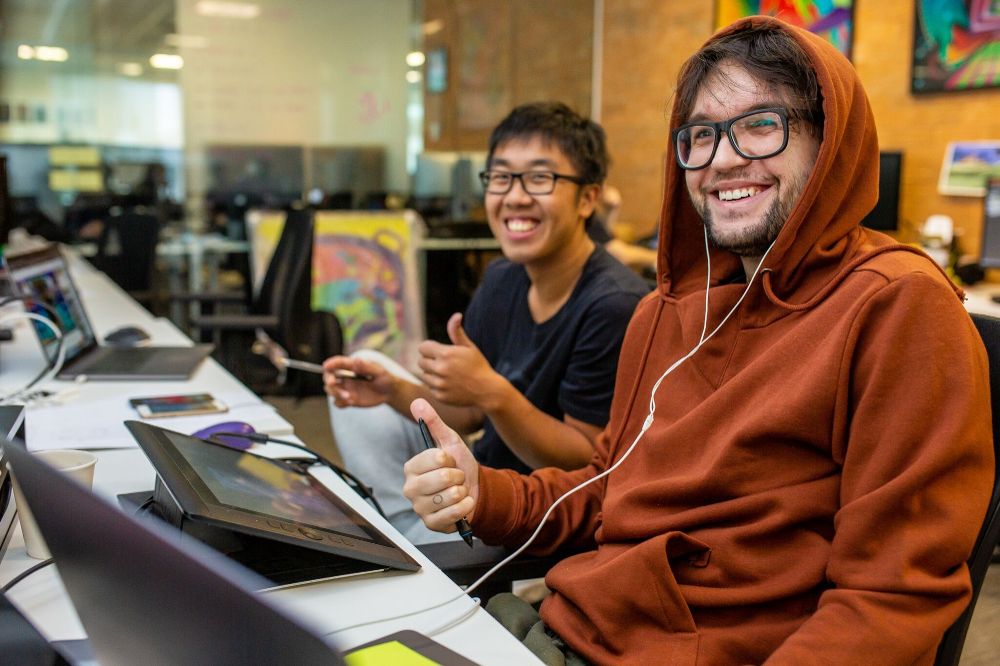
[505,218,540,233]
[715,186,765,202]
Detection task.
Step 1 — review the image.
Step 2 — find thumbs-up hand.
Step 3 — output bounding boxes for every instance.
[417,313,505,407]
[402,398,479,533]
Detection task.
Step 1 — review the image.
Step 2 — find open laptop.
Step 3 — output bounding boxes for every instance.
[3,245,212,380]
[3,439,478,665]
[0,406,25,561]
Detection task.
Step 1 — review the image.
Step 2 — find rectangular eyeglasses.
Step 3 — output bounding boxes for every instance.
[672,107,790,170]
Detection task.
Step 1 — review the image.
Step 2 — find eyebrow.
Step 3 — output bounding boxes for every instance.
[685,101,785,124]
[489,157,560,169]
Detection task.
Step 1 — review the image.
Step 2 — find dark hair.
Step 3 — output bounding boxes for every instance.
[487,102,609,184]
[674,24,824,135]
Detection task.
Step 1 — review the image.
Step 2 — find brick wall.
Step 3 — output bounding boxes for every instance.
[602,1,1000,254]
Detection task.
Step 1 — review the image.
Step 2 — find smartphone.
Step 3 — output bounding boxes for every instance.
[129,393,228,419]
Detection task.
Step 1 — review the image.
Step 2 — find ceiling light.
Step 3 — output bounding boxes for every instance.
[406,70,422,84]
[35,46,69,62]
[118,62,143,77]
[406,51,426,67]
[149,53,184,70]
[17,45,34,60]
[195,1,260,19]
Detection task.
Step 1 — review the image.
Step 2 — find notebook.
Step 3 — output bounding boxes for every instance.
[3,439,479,665]
[3,244,212,380]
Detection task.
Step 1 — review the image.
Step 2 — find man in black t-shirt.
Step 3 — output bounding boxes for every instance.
[323,102,648,543]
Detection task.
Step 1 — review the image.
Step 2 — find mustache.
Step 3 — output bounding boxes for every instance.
[702,169,774,191]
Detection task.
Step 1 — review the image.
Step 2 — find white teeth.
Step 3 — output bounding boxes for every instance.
[507,219,538,232]
[718,187,759,201]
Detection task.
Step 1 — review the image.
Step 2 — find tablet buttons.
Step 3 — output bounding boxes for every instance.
[298,527,323,541]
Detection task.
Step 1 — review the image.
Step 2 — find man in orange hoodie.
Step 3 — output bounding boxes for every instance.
[402,17,994,665]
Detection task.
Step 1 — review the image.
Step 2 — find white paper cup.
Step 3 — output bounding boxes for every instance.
[10,449,98,559]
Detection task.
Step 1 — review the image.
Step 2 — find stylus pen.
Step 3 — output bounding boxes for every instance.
[417,418,474,547]
[281,358,373,381]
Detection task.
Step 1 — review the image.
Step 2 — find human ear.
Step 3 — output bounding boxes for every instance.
[576,183,601,220]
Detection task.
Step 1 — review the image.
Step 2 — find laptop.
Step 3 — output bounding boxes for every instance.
[0,406,25,561]
[3,245,212,380]
[3,439,478,665]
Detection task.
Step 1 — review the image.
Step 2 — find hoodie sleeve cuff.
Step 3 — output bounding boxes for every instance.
[470,465,524,545]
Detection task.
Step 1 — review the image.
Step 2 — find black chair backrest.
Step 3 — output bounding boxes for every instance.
[935,311,1000,665]
[97,210,160,292]
[253,208,342,394]
[253,207,313,319]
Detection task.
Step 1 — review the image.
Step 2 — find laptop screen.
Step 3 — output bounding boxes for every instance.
[4,245,96,363]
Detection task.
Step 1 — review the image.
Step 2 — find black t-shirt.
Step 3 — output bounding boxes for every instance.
[462,245,650,473]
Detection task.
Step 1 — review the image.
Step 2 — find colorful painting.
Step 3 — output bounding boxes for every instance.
[312,211,426,367]
[912,0,1000,93]
[714,0,855,58]
[938,141,1000,196]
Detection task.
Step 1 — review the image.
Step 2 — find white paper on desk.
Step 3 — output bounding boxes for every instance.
[25,392,294,452]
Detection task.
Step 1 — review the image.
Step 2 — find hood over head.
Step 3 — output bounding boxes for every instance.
[657,16,885,305]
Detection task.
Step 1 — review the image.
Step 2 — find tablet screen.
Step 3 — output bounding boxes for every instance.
[171,433,373,541]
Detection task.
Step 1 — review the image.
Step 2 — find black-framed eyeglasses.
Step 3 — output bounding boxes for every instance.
[478,170,585,195]
[672,107,790,171]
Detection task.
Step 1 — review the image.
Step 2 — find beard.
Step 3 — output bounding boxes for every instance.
[694,171,807,257]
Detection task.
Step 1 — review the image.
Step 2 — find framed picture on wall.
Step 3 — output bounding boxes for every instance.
[938,141,1000,196]
[912,0,1000,94]
[714,0,855,59]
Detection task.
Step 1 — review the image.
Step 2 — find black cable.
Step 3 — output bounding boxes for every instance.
[204,432,387,519]
[0,558,55,594]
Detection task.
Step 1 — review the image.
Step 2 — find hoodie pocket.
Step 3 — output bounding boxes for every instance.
[547,531,710,664]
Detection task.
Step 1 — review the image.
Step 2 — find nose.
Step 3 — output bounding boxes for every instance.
[503,175,534,205]
[710,132,751,170]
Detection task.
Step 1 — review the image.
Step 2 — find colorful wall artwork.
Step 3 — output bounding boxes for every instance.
[938,141,1000,195]
[912,0,1000,93]
[312,211,426,367]
[714,0,855,58]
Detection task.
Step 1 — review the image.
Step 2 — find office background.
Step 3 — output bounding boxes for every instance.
[1,2,1000,663]
[2,1,997,255]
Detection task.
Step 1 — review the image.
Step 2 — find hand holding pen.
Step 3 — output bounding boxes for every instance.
[417,418,474,547]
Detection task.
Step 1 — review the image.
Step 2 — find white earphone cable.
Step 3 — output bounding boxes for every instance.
[324,233,781,638]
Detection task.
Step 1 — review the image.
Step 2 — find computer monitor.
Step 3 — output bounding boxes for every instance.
[205,145,304,207]
[980,178,1000,269]
[861,151,903,231]
[413,151,461,198]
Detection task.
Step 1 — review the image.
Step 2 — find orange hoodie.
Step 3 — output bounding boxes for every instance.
[471,16,993,666]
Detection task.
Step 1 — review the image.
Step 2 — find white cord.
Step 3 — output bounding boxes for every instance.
[462,235,780,598]
[323,234,781,636]
[0,312,67,404]
[699,225,711,345]
[322,591,481,638]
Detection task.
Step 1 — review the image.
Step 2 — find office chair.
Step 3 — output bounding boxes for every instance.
[420,313,1000,661]
[90,208,161,310]
[185,208,343,395]
[935,312,1000,665]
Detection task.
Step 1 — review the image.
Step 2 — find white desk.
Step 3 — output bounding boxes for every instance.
[0,251,538,664]
[157,232,250,327]
[964,283,1000,318]
[158,232,250,292]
